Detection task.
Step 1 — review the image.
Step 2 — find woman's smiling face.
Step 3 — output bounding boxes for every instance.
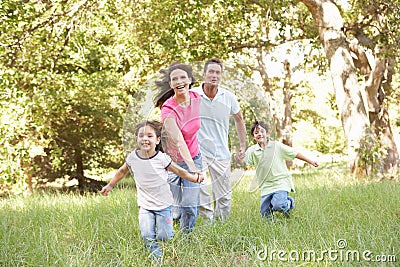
[169,69,191,97]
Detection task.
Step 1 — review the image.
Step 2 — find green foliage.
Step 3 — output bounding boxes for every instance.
[342,0,400,60]
[0,0,131,188]
[315,125,346,154]
[132,0,317,66]
[294,100,345,155]
[2,0,399,191]
[356,131,387,176]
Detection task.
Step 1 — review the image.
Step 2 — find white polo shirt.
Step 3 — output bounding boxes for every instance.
[192,84,240,160]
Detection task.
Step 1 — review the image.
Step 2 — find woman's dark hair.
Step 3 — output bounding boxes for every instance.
[154,62,197,108]
[250,121,269,136]
[135,120,164,152]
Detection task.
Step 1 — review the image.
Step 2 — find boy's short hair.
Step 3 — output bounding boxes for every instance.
[250,121,269,135]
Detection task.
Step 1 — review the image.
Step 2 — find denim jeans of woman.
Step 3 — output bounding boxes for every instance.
[168,152,202,233]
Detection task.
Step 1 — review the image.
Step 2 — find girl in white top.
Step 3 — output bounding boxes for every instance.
[101,120,203,261]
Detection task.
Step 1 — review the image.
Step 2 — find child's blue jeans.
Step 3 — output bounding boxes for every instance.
[138,205,174,259]
[260,190,294,217]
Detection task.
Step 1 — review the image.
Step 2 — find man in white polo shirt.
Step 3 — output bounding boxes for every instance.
[192,58,247,221]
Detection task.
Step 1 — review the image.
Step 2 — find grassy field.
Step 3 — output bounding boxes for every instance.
[1,162,399,266]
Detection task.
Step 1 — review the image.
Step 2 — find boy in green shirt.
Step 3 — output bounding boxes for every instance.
[244,121,318,220]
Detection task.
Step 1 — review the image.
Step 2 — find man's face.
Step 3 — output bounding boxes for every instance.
[203,63,222,87]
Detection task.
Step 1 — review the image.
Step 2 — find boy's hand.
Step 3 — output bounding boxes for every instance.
[310,161,318,167]
[235,147,246,162]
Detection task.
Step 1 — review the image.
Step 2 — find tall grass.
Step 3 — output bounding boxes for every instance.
[1,162,399,266]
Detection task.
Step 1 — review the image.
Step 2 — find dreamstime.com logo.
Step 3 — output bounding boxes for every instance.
[256,239,397,263]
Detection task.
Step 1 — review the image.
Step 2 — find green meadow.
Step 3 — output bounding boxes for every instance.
[1,162,399,266]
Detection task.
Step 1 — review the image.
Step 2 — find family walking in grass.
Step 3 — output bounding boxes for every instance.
[101,58,319,261]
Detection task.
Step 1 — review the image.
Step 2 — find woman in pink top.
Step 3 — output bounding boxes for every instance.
[154,63,202,233]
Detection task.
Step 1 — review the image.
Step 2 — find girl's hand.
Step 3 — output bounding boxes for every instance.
[100,184,113,196]
[194,172,204,183]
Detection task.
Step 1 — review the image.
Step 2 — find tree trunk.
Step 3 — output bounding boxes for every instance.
[299,0,372,176]
[365,58,399,171]
[21,158,33,195]
[347,33,399,172]
[256,52,282,141]
[74,145,85,185]
[282,59,293,168]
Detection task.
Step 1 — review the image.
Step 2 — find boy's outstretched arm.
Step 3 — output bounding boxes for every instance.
[296,153,319,167]
[101,163,130,196]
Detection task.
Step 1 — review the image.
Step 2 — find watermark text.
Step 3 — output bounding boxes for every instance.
[256,239,396,263]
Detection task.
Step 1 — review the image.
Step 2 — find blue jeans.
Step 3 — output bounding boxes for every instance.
[260,190,294,217]
[138,205,174,259]
[168,152,202,233]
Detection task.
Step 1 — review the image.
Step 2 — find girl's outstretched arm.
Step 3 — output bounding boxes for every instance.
[167,162,204,183]
[101,163,130,196]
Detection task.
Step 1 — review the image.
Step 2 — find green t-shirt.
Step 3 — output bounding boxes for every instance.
[245,141,298,196]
